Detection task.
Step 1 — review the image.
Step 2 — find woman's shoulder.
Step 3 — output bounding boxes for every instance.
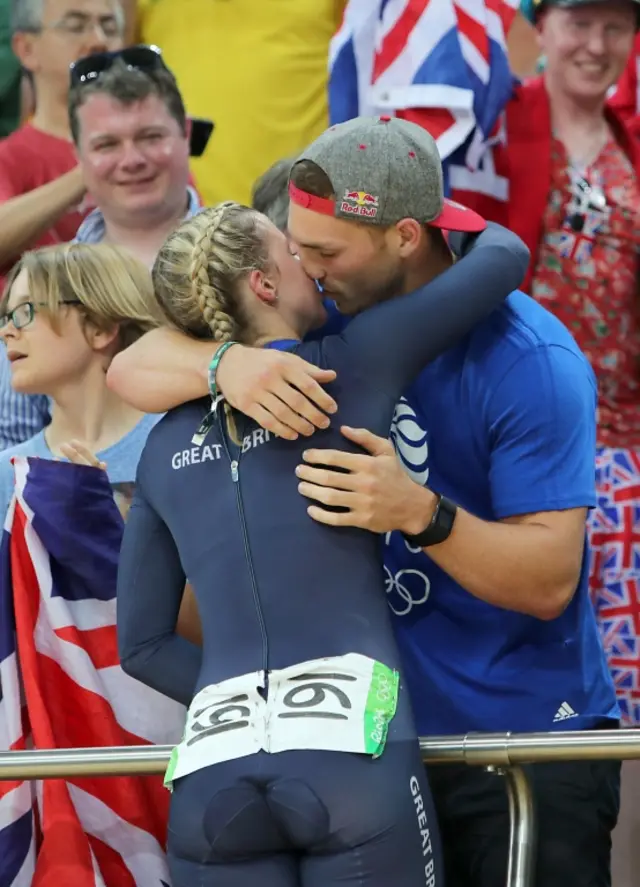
[0,432,50,468]
[0,432,50,523]
[110,405,209,472]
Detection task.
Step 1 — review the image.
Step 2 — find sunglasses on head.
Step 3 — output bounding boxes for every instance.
[70,44,166,87]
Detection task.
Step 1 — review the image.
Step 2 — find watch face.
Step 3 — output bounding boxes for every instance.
[405,495,456,547]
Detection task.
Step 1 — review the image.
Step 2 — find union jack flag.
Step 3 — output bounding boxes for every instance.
[547,210,604,266]
[0,457,185,886]
[329,0,519,202]
[589,446,640,725]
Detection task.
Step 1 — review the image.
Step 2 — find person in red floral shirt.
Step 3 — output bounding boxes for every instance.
[462,0,640,724]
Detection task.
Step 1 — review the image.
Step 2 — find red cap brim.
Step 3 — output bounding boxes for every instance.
[429,198,487,233]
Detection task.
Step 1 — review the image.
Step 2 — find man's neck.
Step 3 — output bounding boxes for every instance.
[403,246,454,294]
[30,87,73,141]
[103,197,190,268]
[45,363,145,457]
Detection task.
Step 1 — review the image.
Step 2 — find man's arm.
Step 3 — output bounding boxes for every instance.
[0,167,86,267]
[296,347,596,621]
[106,328,339,439]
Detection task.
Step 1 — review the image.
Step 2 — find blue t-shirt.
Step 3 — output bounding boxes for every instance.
[0,414,161,523]
[383,290,619,734]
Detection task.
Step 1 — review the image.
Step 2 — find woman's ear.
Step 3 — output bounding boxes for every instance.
[248,269,279,305]
[83,319,120,354]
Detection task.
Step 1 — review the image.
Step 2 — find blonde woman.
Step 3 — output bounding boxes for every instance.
[0,243,165,519]
[116,201,529,887]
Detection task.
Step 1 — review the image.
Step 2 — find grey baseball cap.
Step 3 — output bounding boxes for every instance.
[289,115,486,233]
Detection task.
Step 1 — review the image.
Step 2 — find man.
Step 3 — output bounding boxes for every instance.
[0,45,199,449]
[108,115,620,887]
[70,46,199,263]
[0,0,127,270]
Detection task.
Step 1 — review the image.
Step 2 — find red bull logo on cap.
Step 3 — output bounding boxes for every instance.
[341,189,380,218]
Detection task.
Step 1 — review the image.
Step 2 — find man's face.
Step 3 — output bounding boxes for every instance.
[538,2,636,101]
[287,203,407,315]
[76,92,190,228]
[16,0,123,94]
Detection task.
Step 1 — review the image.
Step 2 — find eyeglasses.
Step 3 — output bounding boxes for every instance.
[23,13,123,40]
[0,300,82,331]
[51,14,122,39]
[70,45,166,87]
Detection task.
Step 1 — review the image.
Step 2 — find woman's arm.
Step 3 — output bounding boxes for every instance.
[117,484,201,707]
[341,222,530,395]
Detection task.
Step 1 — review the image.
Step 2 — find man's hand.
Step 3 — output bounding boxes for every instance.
[295,426,435,532]
[218,346,338,440]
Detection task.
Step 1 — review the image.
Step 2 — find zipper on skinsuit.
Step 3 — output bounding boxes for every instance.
[216,409,270,682]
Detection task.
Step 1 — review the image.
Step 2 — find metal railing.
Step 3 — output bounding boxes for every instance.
[1,729,638,887]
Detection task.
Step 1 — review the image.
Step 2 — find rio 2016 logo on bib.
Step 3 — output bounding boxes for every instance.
[390,398,429,486]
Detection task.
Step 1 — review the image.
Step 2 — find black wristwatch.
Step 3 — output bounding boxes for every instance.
[403,493,457,548]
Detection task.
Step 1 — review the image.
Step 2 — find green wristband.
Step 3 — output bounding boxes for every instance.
[207,341,239,400]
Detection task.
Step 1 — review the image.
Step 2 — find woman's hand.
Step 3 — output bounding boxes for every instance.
[59,440,107,472]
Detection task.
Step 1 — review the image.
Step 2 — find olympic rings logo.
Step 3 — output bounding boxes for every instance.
[384,566,431,616]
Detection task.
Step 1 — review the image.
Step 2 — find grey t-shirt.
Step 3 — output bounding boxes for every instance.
[0,413,161,524]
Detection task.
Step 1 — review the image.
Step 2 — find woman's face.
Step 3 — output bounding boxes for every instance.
[538,3,636,103]
[262,220,327,335]
[0,269,96,395]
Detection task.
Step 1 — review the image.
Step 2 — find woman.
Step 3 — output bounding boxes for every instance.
[116,201,529,887]
[0,242,191,885]
[0,242,203,640]
[0,243,165,517]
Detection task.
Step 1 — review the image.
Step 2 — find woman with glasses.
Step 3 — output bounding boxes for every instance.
[0,242,164,521]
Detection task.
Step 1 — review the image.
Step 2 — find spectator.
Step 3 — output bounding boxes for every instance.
[0,0,127,272]
[461,0,640,727]
[0,243,163,520]
[134,0,346,205]
[0,45,200,450]
[0,241,189,883]
[70,47,199,264]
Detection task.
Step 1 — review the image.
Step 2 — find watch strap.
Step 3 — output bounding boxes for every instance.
[403,494,457,548]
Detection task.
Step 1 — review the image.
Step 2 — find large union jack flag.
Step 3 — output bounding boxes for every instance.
[328,0,519,203]
[0,457,185,886]
[590,447,640,725]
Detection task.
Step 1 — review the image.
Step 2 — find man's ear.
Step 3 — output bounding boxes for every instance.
[395,217,423,258]
[12,32,39,75]
[248,268,278,305]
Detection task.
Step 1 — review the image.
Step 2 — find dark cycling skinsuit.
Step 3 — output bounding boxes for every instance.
[117,223,529,887]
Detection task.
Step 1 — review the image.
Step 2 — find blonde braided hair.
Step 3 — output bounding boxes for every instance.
[152,201,271,344]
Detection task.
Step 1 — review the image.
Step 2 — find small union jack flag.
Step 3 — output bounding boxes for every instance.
[590,446,640,725]
[0,457,185,886]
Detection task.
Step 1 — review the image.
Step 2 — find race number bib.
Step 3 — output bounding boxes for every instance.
[164,654,399,790]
